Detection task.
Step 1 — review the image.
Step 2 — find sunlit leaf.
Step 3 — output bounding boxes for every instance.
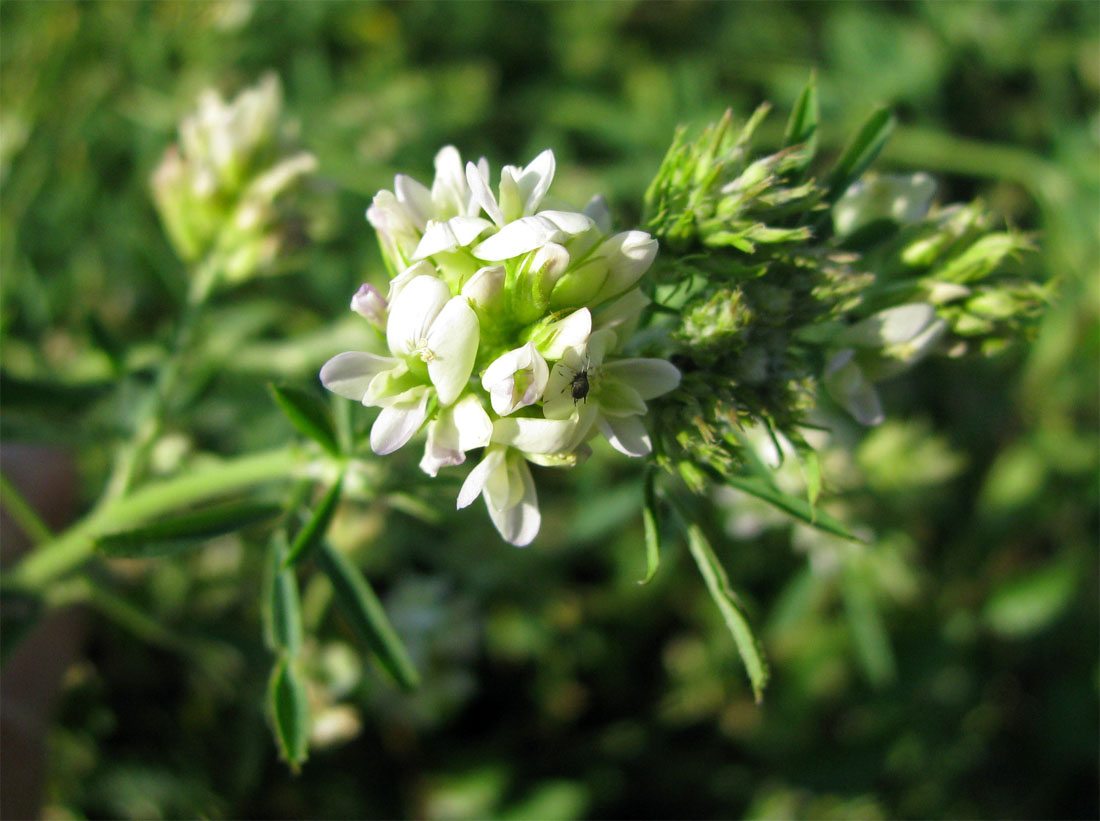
[683,521,768,702]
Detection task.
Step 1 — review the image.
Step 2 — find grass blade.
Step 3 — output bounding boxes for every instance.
[825,106,896,203]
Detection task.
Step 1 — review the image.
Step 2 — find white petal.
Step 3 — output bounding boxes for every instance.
[386,275,450,357]
[491,416,578,455]
[431,145,470,217]
[419,413,463,478]
[583,194,611,233]
[825,354,884,426]
[412,220,459,259]
[457,445,506,509]
[538,308,591,360]
[466,160,504,226]
[452,393,493,450]
[518,149,555,215]
[486,456,540,546]
[350,283,387,326]
[481,342,549,416]
[394,174,432,230]
[838,303,937,348]
[600,358,681,400]
[386,260,437,303]
[471,215,562,260]
[425,296,480,406]
[586,328,616,365]
[591,231,658,303]
[320,351,396,401]
[449,215,494,246]
[461,265,505,307]
[539,209,595,235]
[598,414,652,457]
[595,378,646,417]
[592,288,649,334]
[370,390,430,455]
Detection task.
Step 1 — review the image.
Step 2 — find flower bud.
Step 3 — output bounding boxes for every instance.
[351,283,388,328]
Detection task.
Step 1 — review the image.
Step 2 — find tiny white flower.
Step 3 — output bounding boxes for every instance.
[824,349,884,426]
[543,329,681,457]
[456,445,541,547]
[481,342,550,416]
[419,393,493,477]
[320,274,480,454]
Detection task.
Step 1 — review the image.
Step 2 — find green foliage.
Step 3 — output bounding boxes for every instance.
[0,2,1095,819]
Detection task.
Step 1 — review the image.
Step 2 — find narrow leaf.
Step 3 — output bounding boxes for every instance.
[318,542,420,691]
[268,654,309,771]
[97,501,282,558]
[841,559,896,685]
[782,73,819,181]
[639,470,661,585]
[802,448,823,509]
[284,477,344,568]
[725,474,861,542]
[269,383,341,457]
[263,532,303,654]
[683,521,768,702]
[825,107,896,203]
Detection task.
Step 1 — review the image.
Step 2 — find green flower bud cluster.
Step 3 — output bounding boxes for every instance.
[640,83,1043,486]
[151,73,318,291]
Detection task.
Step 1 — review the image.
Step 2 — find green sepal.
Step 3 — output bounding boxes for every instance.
[317,542,420,691]
[268,383,341,457]
[96,500,282,558]
[782,73,819,179]
[283,477,344,568]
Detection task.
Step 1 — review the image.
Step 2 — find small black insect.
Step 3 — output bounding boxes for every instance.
[569,367,590,404]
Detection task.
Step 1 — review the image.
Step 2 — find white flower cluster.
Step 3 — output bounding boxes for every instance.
[321,147,681,545]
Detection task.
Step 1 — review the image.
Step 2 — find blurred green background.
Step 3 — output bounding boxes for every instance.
[1,1,1097,818]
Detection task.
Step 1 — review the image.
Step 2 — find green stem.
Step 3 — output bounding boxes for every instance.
[8,445,306,592]
[0,471,54,545]
[101,262,218,504]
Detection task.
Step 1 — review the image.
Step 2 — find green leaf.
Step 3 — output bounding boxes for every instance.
[268,383,341,457]
[263,532,303,654]
[801,448,823,508]
[639,470,661,585]
[683,521,768,702]
[984,553,1080,637]
[96,500,282,558]
[318,542,420,691]
[283,477,344,568]
[842,558,896,685]
[268,654,309,771]
[825,106,896,203]
[725,473,861,542]
[782,73,819,178]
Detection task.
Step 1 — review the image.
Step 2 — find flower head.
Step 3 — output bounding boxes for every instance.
[322,146,680,545]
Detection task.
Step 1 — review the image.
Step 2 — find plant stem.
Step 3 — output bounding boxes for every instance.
[101,262,217,505]
[8,445,307,592]
[0,471,54,545]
